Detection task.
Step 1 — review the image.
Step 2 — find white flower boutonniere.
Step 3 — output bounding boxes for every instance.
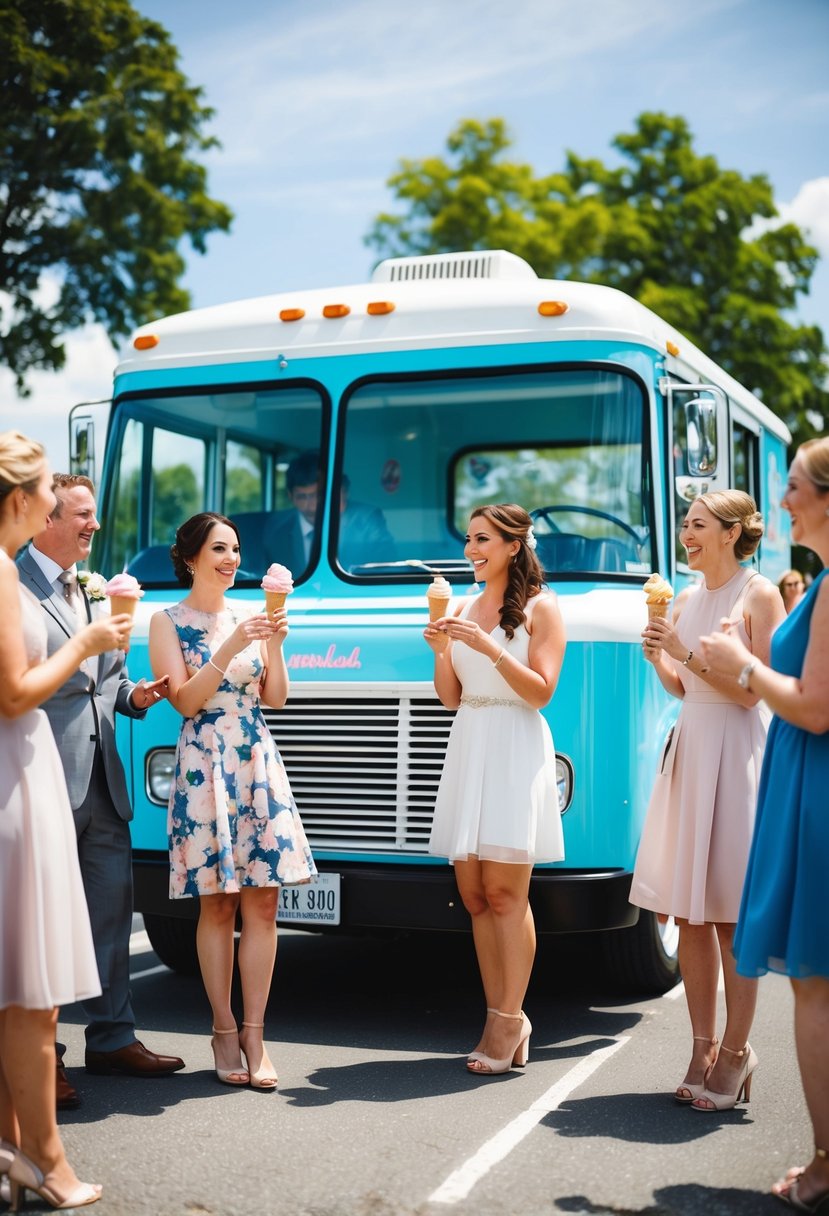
[78,571,108,602]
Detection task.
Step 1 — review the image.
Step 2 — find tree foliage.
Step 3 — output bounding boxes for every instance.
[0,0,233,389]
[366,114,827,447]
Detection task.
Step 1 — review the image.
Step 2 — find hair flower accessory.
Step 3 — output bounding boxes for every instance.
[525,526,537,551]
[77,570,107,601]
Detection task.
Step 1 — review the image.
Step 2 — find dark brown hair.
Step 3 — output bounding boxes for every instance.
[469,503,545,640]
[170,512,241,587]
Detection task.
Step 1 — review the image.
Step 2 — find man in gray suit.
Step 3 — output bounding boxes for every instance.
[18,474,184,1105]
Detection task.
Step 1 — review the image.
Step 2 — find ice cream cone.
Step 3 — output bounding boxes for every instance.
[108,596,137,651]
[428,596,451,651]
[647,601,670,621]
[265,590,288,617]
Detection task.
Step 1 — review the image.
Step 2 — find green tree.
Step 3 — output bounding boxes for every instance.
[1,0,233,389]
[366,114,827,447]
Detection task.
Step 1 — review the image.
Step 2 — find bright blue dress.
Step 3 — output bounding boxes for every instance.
[734,569,829,979]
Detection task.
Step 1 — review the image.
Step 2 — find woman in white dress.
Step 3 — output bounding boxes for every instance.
[630,490,785,1112]
[426,504,566,1075]
[0,431,130,1211]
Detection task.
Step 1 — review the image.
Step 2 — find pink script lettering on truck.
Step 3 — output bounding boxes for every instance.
[286,645,362,670]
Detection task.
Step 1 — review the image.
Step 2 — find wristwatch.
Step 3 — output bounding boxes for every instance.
[738,661,757,690]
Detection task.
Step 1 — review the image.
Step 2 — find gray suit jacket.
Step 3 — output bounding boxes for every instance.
[17,549,145,820]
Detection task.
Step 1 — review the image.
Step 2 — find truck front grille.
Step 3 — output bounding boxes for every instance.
[260,690,454,852]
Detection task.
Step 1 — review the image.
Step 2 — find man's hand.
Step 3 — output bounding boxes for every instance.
[131,675,170,710]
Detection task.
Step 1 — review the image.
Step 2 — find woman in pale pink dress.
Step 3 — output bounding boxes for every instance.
[0,431,129,1210]
[630,491,785,1112]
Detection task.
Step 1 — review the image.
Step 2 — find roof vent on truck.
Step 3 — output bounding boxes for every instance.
[371,249,537,283]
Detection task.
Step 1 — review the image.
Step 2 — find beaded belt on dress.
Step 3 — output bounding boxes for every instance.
[460,695,527,708]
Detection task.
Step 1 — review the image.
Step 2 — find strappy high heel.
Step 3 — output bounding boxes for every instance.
[239,1022,278,1090]
[8,1148,101,1211]
[691,1042,758,1112]
[211,1025,249,1086]
[773,1147,829,1212]
[675,1035,718,1103]
[466,1010,531,1076]
[467,1007,498,1065]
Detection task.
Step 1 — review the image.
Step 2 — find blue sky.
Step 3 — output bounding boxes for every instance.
[3,0,828,467]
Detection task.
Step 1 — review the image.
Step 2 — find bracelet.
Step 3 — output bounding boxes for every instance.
[493,649,506,669]
[208,657,226,676]
[682,650,693,666]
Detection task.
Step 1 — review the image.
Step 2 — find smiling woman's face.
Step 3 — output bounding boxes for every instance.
[192,522,241,588]
[464,515,519,582]
[679,500,735,571]
[782,454,829,549]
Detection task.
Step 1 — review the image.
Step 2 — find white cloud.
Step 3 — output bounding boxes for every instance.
[778,177,829,257]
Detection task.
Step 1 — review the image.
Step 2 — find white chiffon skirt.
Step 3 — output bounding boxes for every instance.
[0,708,101,1009]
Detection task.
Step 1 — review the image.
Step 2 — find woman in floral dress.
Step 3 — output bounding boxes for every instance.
[149,513,316,1090]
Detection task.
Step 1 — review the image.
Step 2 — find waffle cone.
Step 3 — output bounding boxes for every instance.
[265,590,288,616]
[428,596,451,651]
[647,601,670,621]
[108,595,138,619]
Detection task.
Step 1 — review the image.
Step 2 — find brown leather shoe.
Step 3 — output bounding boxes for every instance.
[56,1060,81,1110]
[85,1040,185,1077]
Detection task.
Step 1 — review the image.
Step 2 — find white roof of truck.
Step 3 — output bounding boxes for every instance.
[118,250,790,442]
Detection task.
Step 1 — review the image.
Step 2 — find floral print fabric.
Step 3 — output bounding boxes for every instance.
[166,602,317,898]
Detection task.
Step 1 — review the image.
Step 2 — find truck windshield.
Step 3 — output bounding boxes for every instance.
[98,383,329,585]
[336,367,653,580]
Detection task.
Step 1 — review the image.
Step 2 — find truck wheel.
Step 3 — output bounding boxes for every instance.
[143,913,199,976]
[600,910,680,994]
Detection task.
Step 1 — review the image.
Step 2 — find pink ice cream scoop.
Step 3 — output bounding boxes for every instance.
[260,564,294,594]
[261,563,294,614]
[105,573,144,601]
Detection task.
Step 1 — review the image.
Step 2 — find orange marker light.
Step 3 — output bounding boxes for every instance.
[537,301,569,317]
[280,308,305,322]
[322,304,350,318]
[666,340,680,356]
[367,301,395,316]
[133,334,159,350]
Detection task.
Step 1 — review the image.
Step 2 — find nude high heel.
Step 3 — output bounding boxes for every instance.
[466,1010,532,1076]
[467,1007,498,1065]
[691,1042,758,1112]
[773,1147,829,1212]
[240,1022,278,1090]
[211,1026,249,1086]
[8,1149,101,1211]
[675,1035,718,1103]
[0,1140,16,1206]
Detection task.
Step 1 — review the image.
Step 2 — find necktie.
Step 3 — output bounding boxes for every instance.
[58,569,78,605]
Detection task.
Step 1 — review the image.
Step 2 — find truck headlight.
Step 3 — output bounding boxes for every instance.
[556,755,574,814]
[146,749,175,803]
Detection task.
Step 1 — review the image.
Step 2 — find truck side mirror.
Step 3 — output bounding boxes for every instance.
[684,396,717,476]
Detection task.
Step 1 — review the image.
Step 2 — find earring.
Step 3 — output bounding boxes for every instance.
[186,563,194,575]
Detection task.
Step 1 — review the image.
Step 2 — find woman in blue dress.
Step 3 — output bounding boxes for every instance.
[701,437,829,1212]
[150,513,316,1092]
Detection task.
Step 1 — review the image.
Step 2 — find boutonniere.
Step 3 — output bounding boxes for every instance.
[78,570,108,602]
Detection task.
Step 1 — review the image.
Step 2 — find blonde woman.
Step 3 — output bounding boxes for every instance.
[630,490,785,1111]
[0,431,128,1210]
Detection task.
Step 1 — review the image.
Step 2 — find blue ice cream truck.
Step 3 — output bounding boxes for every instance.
[72,249,790,991]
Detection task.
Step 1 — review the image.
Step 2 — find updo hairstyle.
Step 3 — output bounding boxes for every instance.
[469,503,545,640]
[0,430,45,504]
[171,512,241,587]
[696,490,764,561]
[798,437,829,493]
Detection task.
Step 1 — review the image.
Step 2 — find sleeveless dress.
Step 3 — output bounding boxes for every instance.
[0,558,101,1009]
[629,568,770,924]
[165,602,317,898]
[428,596,564,865]
[734,568,829,978]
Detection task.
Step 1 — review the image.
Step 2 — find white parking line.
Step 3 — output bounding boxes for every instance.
[129,930,152,955]
[130,963,168,980]
[428,1036,630,1206]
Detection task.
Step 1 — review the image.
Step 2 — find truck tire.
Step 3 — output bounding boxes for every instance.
[600,910,680,994]
[143,913,199,976]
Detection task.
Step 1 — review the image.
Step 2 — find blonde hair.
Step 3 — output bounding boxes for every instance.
[798,437,829,493]
[0,430,45,503]
[695,489,764,561]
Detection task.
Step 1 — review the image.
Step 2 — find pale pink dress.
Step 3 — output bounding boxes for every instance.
[0,555,100,1008]
[630,569,770,925]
